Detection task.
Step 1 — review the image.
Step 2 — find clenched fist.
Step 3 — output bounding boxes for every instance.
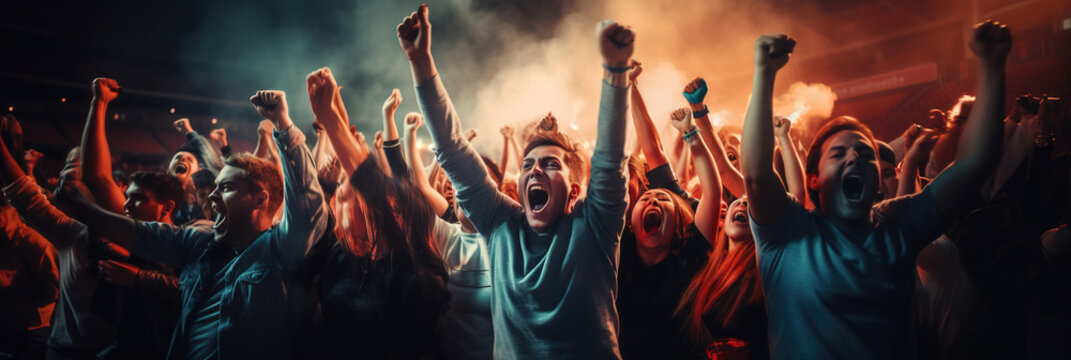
[597,20,635,68]
[969,20,1011,62]
[93,78,120,103]
[755,34,796,74]
[383,88,403,116]
[398,4,432,60]
[173,118,193,134]
[250,90,291,130]
[669,107,695,134]
[773,115,792,139]
[405,112,424,133]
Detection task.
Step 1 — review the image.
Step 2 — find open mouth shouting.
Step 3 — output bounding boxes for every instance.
[527,184,549,212]
[642,207,663,235]
[842,173,865,202]
[731,209,748,225]
[211,200,229,235]
[173,162,189,175]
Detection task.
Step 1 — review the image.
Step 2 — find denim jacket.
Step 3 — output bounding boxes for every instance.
[131,125,327,360]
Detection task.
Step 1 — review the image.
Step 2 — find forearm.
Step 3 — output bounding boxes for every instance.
[777,133,806,201]
[374,145,393,177]
[509,135,523,169]
[68,197,137,249]
[81,99,125,213]
[689,137,722,241]
[254,132,277,161]
[693,109,745,197]
[498,136,510,174]
[741,71,787,223]
[897,160,922,197]
[383,112,400,142]
[405,131,450,215]
[0,136,26,185]
[957,62,1006,173]
[274,126,328,268]
[133,268,181,300]
[630,86,669,168]
[318,111,365,175]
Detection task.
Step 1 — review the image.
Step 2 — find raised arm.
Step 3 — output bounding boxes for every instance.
[405,112,451,216]
[209,128,231,159]
[174,118,223,175]
[741,35,795,225]
[670,108,721,242]
[79,78,125,214]
[254,120,280,163]
[372,131,393,177]
[897,129,938,197]
[685,77,746,198]
[773,116,806,202]
[400,4,521,234]
[498,126,514,174]
[923,21,1010,220]
[307,68,370,177]
[628,62,669,169]
[250,89,328,269]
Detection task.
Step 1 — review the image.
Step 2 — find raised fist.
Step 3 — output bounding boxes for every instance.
[405,112,424,133]
[465,128,478,141]
[173,118,193,134]
[249,90,289,125]
[92,78,120,103]
[773,115,792,138]
[383,88,403,116]
[397,4,431,60]
[209,129,228,148]
[627,60,643,83]
[683,77,708,105]
[597,20,635,68]
[305,68,338,120]
[24,149,43,168]
[539,113,558,132]
[669,107,694,134]
[258,120,274,136]
[754,34,796,73]
[969,20,1011,62]
[500,125,514,138]
[374,131,385,149]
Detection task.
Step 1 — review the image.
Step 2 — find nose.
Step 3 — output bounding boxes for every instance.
[529,163,545,177]
[208,186,221,202]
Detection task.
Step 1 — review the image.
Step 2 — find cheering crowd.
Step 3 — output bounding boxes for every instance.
[1,4,1068,360]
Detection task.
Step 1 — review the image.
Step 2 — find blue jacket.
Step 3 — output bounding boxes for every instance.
[132,125,327,360]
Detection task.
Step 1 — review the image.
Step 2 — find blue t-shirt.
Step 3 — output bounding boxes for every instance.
[751,191,945,360]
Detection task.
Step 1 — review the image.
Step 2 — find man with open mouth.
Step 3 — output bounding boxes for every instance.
[740,22,1011,360]
[53,89,327,360]
[399,4,633,358]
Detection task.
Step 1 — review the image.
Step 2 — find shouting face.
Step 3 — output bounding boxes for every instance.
[208,165,266,245]
[519,145,579,233]
[169,151,200,179]
[810,130,880,225]
[630,189,679,253]
[724,196,752,241]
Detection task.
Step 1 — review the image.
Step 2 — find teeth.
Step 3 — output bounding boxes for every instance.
[529,184,545,192]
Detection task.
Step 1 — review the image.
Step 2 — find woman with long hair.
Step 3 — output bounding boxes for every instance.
[675,196,766,359]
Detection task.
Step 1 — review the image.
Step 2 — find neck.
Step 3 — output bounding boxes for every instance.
[637,244,670,266]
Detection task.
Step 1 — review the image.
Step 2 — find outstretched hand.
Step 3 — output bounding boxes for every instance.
[398,4,432,60]
[92,78,120,103]
[969,20,1011,63]
[250,90,291,130]
[24,149,43,169]
[597,20,635,68]
[173,118,193,134]
[683,77,708,105]
[405,112,424,133]
[670,107,695,134]
[383,88,403,116]
[755,34,796,74]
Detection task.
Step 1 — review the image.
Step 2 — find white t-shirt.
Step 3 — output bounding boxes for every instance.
[432,219,493,359]
[751,191,945,359]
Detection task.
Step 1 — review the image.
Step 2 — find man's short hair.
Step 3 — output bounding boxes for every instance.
[523,131,584,185]
[129,171,184,206]
[805,116,878,207]
[224,152,284,214]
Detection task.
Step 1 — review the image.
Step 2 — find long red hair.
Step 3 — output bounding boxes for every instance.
[674,225,763,345]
